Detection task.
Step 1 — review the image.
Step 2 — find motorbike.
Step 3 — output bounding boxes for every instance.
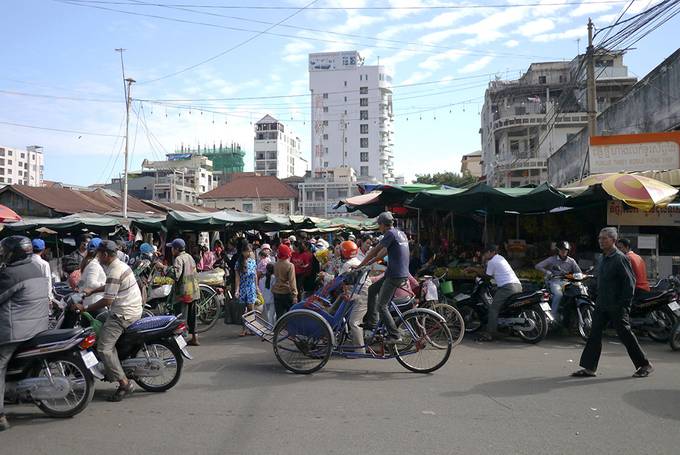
[457,276,553,343]
[629,288,680,342]
[56,293,192,392]
[546,272,596,341]
[4,326,99,418]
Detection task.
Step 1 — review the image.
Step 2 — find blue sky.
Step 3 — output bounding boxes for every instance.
[1,0,678,186]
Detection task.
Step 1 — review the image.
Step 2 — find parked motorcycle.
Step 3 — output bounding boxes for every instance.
[57,293,192,392]
[548,272,596,341]
[630,288,680,342]
[4,327,98,417]
[457,277,553,343]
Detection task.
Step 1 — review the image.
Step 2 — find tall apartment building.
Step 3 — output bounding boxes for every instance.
[254,115,307,179]
[480,51,636,187]
[309,51,395,182]
[0,145,44,186]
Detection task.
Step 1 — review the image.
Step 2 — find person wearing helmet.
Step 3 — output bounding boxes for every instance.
[0,236,50,431]
[356,211,410,344]
[536,241,581,319]
[31,238,54,306]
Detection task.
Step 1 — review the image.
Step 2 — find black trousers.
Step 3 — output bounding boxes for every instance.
[273,293,293,320]
[579,305,649,371]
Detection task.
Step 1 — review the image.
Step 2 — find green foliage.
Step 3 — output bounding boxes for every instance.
[414,171,477,188]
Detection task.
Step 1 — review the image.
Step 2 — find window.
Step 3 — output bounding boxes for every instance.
[360,166,369,176]
[323,161,329,167]
[262,203,271,213]
[360,98,368,106]
[322,93,328,99]
[256,152,265,159]
[7,169,12,174]
[360,138,368,148]
[242,202,253,213]
[510,140,520,154]
[360,110,368,120]
[360,152,369,162]
[323,133,328,140]
[344,81,347,87]
[538,75,546,84]
[18,170,22,176]
[365,74,368,80]
[360,86,368,94]
[360,75,362,81]
[344,96,347,102]
[20,153,25,159]
[279,203,289,214]
[0,177,3,183]
[514,106,527,115]
[324,147,329,154]
[323,106,329,112]
[360,124,368,134]
[322,120,329,126]
[7,160,12,165]
[7,150,12,156]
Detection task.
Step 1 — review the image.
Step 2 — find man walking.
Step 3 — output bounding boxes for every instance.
[572,227,653,378]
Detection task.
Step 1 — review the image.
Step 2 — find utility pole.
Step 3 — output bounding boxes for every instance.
[586,19,597,138]
[116,48,135,220]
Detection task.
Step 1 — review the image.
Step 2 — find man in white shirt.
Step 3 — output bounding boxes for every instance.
[31,239,54,306]
[469,244,522,341]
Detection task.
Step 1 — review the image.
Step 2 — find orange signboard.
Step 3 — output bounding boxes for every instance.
[589,132,680,174]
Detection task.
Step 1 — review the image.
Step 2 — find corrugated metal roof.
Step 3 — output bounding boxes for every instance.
[201,175,297,199]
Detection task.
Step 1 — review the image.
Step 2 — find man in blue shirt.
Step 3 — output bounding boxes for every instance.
[357,212,410,344]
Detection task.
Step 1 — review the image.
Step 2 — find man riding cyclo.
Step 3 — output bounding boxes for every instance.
[356,212,410,345]
[535,241,581,319]
[73,240,143,402]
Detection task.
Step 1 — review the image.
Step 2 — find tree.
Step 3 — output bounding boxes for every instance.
[414,171,477,188]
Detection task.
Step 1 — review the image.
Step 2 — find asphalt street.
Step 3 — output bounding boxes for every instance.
[3,324,679,455]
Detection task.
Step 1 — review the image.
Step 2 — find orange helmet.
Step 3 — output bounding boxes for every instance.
[340,240,358,259]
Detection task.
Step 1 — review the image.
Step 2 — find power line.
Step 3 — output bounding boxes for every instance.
[0,120,124,137]
[0,89,122,103]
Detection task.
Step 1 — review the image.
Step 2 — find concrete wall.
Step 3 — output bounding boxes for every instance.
[549,48,680,186]
[203,197,296,215]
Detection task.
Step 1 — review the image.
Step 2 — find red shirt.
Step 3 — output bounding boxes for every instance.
[626,251,650,292]
[291,251,313,277]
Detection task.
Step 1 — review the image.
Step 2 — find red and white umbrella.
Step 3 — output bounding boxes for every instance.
[0,204,22,223]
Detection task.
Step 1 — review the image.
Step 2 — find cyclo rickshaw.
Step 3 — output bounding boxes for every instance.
[243,267,454,374]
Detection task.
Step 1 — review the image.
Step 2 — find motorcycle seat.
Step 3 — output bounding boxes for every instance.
[126,315,176,333]
[506,290,544,303]
[20,328,86,349]
[639,290,672,303]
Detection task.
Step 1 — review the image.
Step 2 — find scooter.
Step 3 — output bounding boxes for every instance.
[547,272,596,341]
[457,276,553,344]
[4,326,99,418]
[630,289,680,342]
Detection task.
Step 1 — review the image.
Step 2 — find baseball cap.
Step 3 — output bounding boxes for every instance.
[166,238,186,250]
[31,238,46,252]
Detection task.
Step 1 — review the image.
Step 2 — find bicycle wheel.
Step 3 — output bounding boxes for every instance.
[431,303,465,346]
[195,287,221,333]
[394,310,452,374]
[273,310,333,374]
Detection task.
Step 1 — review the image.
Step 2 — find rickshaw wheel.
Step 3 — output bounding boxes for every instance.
[273,310,333,374]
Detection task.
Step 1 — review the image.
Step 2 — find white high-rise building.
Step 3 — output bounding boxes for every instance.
[0,145,44,186]
[309,51,394,182]
[254,115,307,178]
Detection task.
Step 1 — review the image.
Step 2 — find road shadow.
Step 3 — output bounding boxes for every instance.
[622,389,680,421]
[441,375,631,400]
[2,410,59,429]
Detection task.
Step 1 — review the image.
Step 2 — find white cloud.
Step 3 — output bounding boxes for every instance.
[401,71,432,85]
[569,0,615,17]
[459,56,494,74]
[282,40,314,63]
[532,26,585,42]
[419,49,469,70]
[518,18,555,37]
[531,0,569,17]
[505,39,520,48]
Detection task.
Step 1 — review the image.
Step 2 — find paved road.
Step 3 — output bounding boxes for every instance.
[3,324,679,454]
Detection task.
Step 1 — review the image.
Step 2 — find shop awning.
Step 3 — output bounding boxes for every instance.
[2,213,125,234]
[166,210,269,231]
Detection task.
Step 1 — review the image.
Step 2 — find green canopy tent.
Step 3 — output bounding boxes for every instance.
[129,217,167,233]
[1,213,125,235]
[165,210,269,231]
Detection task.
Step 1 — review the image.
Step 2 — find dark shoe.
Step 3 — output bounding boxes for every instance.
[571,368,597,377]
[0,415,9,431]
[633,364,654,378]
[187,338,200,346]
[475,332,495,342]
[108,382,135,402]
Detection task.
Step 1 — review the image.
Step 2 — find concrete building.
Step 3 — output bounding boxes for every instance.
[461,151,482,178]
[309,51,395,182]
[254,115,307,178]
[201,173,297,214]
[549,48,680,186]
[480,51,636,187]
[0,145,44,186]
[196,143,245,186]
[298,166,360,217]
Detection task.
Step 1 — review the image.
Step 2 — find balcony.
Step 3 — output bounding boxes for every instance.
[491,112,588,133]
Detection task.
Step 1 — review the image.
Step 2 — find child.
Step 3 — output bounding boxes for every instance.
[259,262,276,324]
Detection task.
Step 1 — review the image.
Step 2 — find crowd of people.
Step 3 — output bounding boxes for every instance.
[0,211,660,431]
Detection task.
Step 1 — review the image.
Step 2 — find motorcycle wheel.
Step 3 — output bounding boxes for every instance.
[34,352,95,418]
[195,288,221,334]
[670,320,680,351]
[134,340,184,392]
[516,305,549,344]
[576,304,595,342]
[458,304,482,333]
[647,306,676,343]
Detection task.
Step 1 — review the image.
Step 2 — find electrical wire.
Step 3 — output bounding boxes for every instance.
[0,120,124,137]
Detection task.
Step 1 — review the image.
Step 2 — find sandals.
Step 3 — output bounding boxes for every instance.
[571,369,597,377]
[633,365,654,378]
[108,382,135,402]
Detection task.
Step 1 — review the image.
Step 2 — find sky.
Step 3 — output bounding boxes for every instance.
[1,0,679,186]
